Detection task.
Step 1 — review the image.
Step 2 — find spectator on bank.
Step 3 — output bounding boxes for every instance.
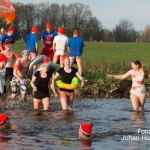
[68,29,85,75]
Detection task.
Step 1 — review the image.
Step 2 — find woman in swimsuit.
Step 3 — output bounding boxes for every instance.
[51,56,84,110]
[107,60,149,111]
[31,57,56,111]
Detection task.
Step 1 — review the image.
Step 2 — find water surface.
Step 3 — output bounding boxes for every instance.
[1,98,150,150]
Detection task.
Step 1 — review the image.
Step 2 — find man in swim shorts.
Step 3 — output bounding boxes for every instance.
[68,30,84,75]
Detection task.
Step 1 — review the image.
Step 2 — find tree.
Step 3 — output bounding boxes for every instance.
[113,19,137,42]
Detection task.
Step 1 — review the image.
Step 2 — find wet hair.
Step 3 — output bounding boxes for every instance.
[132,60,149,79]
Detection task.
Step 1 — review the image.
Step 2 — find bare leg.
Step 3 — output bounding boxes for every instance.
[9,93,16,100]
[69,57,75,67]
[20,93,26,102]
[60,91,68,110]
[60,56,64,68]
[76,56,82,75]
[139,94,147,110]
[130,93,140,110]
[33,98,40,110]
[1,93,6,107]
[68,92,74,108]
[53,54,59,64]
[42,97,50,110]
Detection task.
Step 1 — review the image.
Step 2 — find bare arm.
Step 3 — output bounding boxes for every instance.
[30,76,37,91]
[106,70,132,80]
[67,46,70,53]
[0,43,3,51]
[76,72,85,87]
[53,42,56,52]
[50,78,57,98]
[51,72,60,89]
[35,43,38,54]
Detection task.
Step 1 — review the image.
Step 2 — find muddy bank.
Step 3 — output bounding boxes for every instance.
[75,79,150,99]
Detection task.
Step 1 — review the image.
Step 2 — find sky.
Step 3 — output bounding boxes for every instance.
[11,0,150,31]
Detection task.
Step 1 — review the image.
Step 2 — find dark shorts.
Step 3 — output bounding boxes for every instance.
[33,90,50,99]
[6,68,13,81]
[4,86,6,94]
[60,88,74,92]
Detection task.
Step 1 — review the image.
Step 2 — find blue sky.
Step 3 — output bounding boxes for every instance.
[11,0,150,31]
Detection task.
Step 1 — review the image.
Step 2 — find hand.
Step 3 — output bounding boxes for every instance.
[106,74,113,78]
[81,80,85,88]
[33,86,37,91]
[54,92,58,98]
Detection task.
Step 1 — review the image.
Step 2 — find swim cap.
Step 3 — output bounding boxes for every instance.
[80,122,94,135]
[0,114,8,125]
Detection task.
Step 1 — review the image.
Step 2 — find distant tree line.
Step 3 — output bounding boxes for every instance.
[0,2,150,42]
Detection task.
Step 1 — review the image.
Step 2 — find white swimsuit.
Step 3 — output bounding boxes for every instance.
[130,73,146,98]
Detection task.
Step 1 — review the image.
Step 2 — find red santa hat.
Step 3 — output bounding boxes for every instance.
[43,57,49,65]
[8,26,14,32]
[80,122,94,135]
[46,23,52,29]
[73,29,79,35]
[0,114,8,125]
[58,27,64,33]
[31,26,38,32]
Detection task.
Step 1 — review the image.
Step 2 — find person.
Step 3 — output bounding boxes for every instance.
[41,23,57,60]
[68,29,85,75]
[106,60,149,111]
[9,50,31,101]
[2,42,19,82]
[0,114,18,131]
[30,57,57,111]
[0,27,5,38]
[51,56,85,110]
[79,122,94,139]
[0,54,7,107]
[24,26,38,60]
[53,27,68,67]
[0,26,15,52]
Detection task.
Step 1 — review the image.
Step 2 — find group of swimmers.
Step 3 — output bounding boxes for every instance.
[0,24,95,139]
[0,24,150,140]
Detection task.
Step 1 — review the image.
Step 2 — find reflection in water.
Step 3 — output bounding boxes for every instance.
[129,111,146,128]
[80,139,93,150]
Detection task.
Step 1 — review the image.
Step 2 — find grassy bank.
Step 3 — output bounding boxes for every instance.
[11,41,150,98]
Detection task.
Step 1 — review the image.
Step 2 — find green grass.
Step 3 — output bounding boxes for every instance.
[13,40,150,73]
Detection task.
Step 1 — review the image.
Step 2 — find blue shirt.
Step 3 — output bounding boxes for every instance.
[25,33,38,52]
[68,36,84,52]
[41,30,57,41]
[0,34,16,44]
[41,30,57,48]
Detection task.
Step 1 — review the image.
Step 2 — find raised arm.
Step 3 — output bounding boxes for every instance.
[106,70,132,80]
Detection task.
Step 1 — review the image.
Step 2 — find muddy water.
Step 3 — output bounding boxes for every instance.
[1,98,150,150]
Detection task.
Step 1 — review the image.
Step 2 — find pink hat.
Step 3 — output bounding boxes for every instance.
[43,57,49,65]
[8,26,14,32]
[0,54,7,62]
[0,114,8,125]
[46,23,52,29]
[73,29,79,35]
[58,27,64,33]
[80,122,94,135]
[31,26,38,32]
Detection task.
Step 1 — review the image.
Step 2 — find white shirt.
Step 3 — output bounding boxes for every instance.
[53,34,68,51]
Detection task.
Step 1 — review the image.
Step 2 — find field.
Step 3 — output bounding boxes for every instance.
[13,40,150,74]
